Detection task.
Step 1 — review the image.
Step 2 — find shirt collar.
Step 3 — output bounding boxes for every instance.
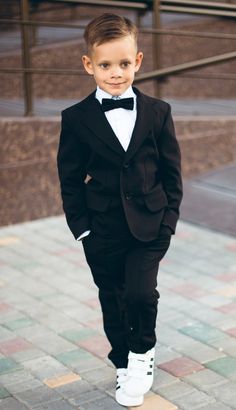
[96,86,136,106]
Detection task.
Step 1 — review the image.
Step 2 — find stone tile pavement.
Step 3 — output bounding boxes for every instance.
[0,216,236,409]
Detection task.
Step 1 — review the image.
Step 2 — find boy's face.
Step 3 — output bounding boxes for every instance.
[82,35,143,96]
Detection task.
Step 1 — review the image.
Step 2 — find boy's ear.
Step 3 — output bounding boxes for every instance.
[82,55,94,75]
[135,51,143,73]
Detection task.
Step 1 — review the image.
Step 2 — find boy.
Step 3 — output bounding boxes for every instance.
[57,13,182,407]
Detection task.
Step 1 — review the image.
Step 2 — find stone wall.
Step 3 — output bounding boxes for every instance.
[1,116,235,226]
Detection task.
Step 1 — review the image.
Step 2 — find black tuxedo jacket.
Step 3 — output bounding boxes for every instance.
[57,87,183,242]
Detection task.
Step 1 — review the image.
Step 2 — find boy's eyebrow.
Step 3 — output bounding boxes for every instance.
[98,58,132,63]
[97,60,110,64]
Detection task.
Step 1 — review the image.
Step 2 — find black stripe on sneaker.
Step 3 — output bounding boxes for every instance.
[116,385,121,390]
[147,371,152,375]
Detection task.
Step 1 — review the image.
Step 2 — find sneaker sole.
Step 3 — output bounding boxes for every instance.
[116,392,144,406]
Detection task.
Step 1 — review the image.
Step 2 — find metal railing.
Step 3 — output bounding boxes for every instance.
[0,0,236,115]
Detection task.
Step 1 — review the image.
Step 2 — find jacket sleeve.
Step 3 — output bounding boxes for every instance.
[57,110,90,239]
[157,104,183,233]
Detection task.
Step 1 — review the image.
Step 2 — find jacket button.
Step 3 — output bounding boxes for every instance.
[123,162,130,168]
[125,193,133,200]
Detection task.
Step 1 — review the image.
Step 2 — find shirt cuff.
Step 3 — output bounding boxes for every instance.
[77,230,91,241]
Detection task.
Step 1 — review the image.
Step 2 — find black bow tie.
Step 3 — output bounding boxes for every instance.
[102,97,134,112]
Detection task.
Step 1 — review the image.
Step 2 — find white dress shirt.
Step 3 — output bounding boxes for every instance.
[77,86,137,241]
[96,86,137,151]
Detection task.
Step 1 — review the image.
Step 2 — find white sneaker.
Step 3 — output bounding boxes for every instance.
[125,347,155,397]
[115,368,144,407]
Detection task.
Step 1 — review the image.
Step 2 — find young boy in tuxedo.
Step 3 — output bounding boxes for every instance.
[57,13,182,407]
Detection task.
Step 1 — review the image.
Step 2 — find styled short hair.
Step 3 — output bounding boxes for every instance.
[84,13,138,53]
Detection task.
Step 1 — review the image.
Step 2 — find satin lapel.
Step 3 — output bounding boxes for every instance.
[124,91,153,163]
[80,93,125,157]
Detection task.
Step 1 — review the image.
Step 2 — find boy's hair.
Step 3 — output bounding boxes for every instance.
[84,13,138,54]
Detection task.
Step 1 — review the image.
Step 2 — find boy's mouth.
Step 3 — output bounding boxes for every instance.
[108,83,125,86]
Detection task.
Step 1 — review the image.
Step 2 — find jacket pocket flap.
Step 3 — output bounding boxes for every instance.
[86,190,111,212]
[144,189,168,212]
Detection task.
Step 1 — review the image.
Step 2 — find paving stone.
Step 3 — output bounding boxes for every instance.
[217,272,236,282]
[168,282,207,299]
[60,328,97,343]
[155,380,196,400]
[205,357,236,380]
[180,305,228,327]
[80,317,104,332]
[80,365,115,384]
[11,347,46,363]
[77,334,111,359]
[209,381,236,409]
[225,327,236,338]
[0,357,21,374]
[32,400,77,410]
[198,403,232,410]
[12,324,55,342]
[0,368,35,386]
[183,368,228,391]
[155,344,182,365]
[0,302,11,312]
[0,237,20,246]
[56,349,93,367]
[158,357,204,377]
[68,388,108,406]
[210,336,236,357]
[129,394,178,409]
[3,378,43,394]
[73,356,107,373]
[15,385,61,407]
[0,397,29,410]
[174,340,225,363]
[56,379,94,399]
[215,301,236,314]
[157,324,196,349]
[173,389,215,409]
[214,285,236,298]
[94,376,117,394]
[180,323,226,345]
[81,395,123,409]
[152,368,179,390]
[0,337,32,355]
[23,355,69,380]
[27,333,76,356]
[44,372,81,388]
[4,317,37,330]
[0,326,14,342]
[0,386,11,399]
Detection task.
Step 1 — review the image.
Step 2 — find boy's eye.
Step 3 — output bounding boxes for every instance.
[99,63,109,69]
[121,61,131,68]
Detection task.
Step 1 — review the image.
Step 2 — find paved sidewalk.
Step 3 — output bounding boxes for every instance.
[0,216,236,409]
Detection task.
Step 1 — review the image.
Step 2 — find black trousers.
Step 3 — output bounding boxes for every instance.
[82,205,171,369]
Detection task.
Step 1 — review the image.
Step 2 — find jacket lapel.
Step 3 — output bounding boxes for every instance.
[124,88,153,163]
[79,92,125,157]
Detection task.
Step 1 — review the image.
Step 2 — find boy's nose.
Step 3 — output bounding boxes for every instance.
[110,66,122,78]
